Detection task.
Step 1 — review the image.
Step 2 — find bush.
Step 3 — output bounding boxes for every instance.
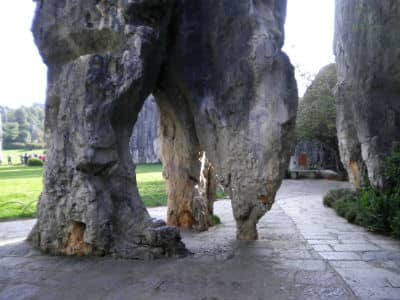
[25,143,45,150]
[323,188,354,207]
[211,214,221,225]
[4,142,27,150]
[323,151,400,239]
[27,158,44,166]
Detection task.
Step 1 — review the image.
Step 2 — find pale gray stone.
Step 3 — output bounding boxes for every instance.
[334,0,400,189]
[29,0,298,257]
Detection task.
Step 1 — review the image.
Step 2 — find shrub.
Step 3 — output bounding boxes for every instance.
[27,158,44,166]
[323,188,354,207]
[323,151,400,239]
[4,142,26,149]
[25,143,45,150]
[211,214,221,225]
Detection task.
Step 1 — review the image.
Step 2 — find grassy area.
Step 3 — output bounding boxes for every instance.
[0,165,43,219]
[135,164,167,207]
[1,149,46,165]
[0,163,167,220]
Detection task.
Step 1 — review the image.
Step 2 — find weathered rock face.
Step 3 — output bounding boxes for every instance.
[29,0,186,258]
[334,1,400,190]
[129,95,160,164]
[30,0,297,258]
[157,0,298,239]
[292,140,340,171]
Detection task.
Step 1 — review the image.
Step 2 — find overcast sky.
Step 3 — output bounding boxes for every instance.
[0,0,335,109]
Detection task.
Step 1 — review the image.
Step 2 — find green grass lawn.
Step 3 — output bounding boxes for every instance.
[0,165,43,219]
[0,163,167,220]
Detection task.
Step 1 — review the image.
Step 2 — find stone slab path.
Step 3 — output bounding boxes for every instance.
[0,180,399,300]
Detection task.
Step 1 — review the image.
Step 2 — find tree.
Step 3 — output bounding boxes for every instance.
[3,122,19,144]
[296,63,345,173]
[14,108,28,125]
[296,64,337,146]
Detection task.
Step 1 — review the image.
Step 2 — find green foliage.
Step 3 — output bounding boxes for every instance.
[4,142,27,150]
[16,129,31,144]
[323,151,400,238]
[385,150,400,194]
[1,104,45,149]
[27,158,44,166]
[296,63,338,150]
[3,122,19,143]
[25,143,45,150]
[323,188,355,207]
[211,214,221,225]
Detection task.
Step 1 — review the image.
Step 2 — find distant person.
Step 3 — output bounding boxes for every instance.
[7,156,12,165]
[24,153,28,165]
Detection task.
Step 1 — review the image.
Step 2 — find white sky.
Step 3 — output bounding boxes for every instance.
[0,0,334,109]
[283,0,335,96]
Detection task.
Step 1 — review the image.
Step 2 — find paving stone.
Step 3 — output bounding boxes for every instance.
[351,286,400,300]
[312,245,333,252]
[1,180,399,299]
[332,243,380,252]
[307,240,339,245]
[329,260,372,269]
[319,252,361,261]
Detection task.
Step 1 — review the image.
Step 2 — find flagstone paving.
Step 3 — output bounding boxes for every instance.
[0,180,399,300]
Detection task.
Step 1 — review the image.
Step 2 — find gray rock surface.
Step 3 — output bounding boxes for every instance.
[334,0,400,189]
[293,140,340,171]
[30,0,297,257]
[29,0,186,258]
[129,95,160,164]
[157,0,298,240]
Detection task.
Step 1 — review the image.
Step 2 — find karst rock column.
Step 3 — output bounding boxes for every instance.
[28,0,187,258]
[335,1,400,189]
[157,0,298,240]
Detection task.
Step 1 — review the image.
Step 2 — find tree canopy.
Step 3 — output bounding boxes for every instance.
[1,104,45,149]
[296,63,337,150]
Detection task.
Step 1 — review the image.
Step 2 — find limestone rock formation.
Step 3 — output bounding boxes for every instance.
[30,0,297,258]
[29,0,186,258]
[157,0,297,239]
[292,140,340,171]
[335,0,400,190]
[129,95,160,164]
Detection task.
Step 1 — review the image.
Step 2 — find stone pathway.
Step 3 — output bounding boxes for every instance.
[279,180,400,300]
[0,180,399,300]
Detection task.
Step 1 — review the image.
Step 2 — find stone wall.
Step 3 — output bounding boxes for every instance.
[129,96,160,164]
[335,0,400,189]
[292,140,339,171]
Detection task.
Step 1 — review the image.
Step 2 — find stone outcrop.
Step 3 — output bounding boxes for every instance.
[30,0,297,258]
[334,0,400,190]
[129,95,160,164]
[292,140,340,171]
[156,0,298,239]
[29,0,186,258]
